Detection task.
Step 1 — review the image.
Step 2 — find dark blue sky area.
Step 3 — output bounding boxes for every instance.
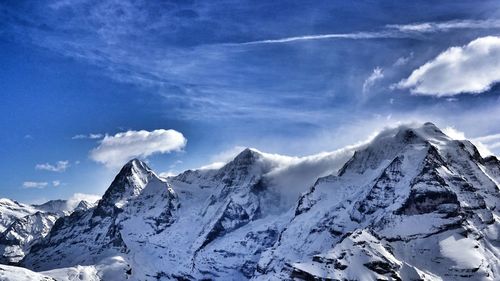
[1,0,500,203]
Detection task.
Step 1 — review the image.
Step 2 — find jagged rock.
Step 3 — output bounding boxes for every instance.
[0,123,497,280]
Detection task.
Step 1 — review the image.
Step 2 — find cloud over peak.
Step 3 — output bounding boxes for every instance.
[397,36,500,96]
[90,129,187,168]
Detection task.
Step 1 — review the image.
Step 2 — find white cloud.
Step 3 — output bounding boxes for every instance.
[23,181,49,189]
[197,144,367,209]
[394,52,413,66]
[443,126,493,157]
[211,146,247,163]
[66,193,101,209]
[90,129,187,168]
[263,146,361,207]
[196,145,247,170]
[72,133,104,140]
[159,171,178,178]
[52,180,61,187]
[198,162,226,170]
[236,19,500,46]
[472,133,500,156]
[396,36,500,96]
[387,19,500,33]
[169,160,183,169]
[442,126,466,140]
[362,67,384,94]
[473,133,500,143]
[234,31,402,45]
[469,142,493,158]
[488,142,500,150]
[35,160,70,172]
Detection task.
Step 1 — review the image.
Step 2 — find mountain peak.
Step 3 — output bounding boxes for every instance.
[121,158,151,174]
[14,122,500,280]
[215,148,262,171]
[368,123,451,149]
[93,158,157,217]
[33,200,70,215]
[233,148,262,162]
[338,123,452,177]
[395,122,447,139]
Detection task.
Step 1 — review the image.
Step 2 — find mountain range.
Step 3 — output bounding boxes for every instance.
[0,123,498,280]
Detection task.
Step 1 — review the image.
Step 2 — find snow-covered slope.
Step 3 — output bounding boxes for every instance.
[0,198,95,264]
[0,264,56,281]
[0,212,58,263]
[0,256,129,281]
[33,200,77,217]
[22,159,179,272]
[0,199,37,233]
[2,122,499,280]
[256,122,500,280]
[20,149,341,279]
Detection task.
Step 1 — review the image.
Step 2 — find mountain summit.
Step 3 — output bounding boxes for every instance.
[0,123,498,280]
[258,122,499,280]
[94,158,156,216]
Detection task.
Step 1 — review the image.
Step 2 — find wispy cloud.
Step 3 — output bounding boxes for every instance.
[23,181,49,189]
[35,160,70,172]
[159,171,178,178]
[473,133,500,143]
[66,193,101,209]
[362,67,384,94]
[472,133,500,154]
[393,52,414,66]
[72,133,103,140]
[442,126,500,157]
[234,19,500,45]
[231,31,403,45]
[387,19,500,33]
[3,0,500,124]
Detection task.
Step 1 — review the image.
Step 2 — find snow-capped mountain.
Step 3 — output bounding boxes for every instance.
[0,199,37,233]
[0,123,498,280]
[256,122,499,280]
[0,198,95,264]
[33,200,76,217]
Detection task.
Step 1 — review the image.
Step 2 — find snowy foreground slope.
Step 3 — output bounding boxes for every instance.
[0,123,499,280]
[0,198,95,265]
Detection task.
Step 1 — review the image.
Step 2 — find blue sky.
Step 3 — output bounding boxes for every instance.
[1,0,500,203]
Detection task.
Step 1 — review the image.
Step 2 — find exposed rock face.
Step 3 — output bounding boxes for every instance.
[256,123,500,280]
[0,199,36,233]
[0,212,58,264]
[22,159,179,271]
[0,198,94,264]
[33,200,72,217]
[0,123,497,280]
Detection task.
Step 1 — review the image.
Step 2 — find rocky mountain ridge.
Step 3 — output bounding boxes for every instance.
[0,198,95,264]
[0,123,498,280]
